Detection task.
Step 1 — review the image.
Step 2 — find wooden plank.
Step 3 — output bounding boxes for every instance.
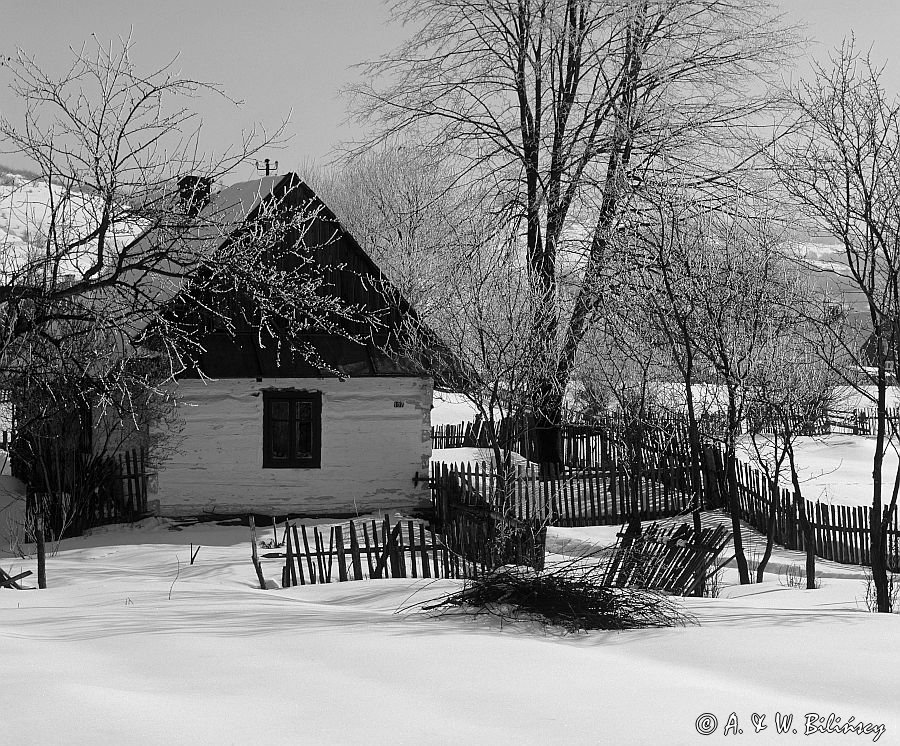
[0,569,32,588]
[408,520,417,578]
[291,525,306,585]
[822,503,833,561]
[828,504,838,562]
[369,519,382,578]
[326,527,336,582]
[395,520,407,578]
[431,524,441,579]
[860,506,869,566]
[348,521,363,580]
[419,521,431,578]
[812,502,822,559]
[840,505,850,564]
[373,521,403,579]
[301,525,317,583]
[362,521,376,577]
[285,522,297,587]
[313,527,327,582]
[335,525,348,582]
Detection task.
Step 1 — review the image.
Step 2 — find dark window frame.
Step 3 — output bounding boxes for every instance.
[262,390,322,468]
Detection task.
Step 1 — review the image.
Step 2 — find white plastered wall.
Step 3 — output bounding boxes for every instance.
[154,376,432,516]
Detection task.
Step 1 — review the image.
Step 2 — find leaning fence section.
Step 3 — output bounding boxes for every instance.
[602,521,733,596]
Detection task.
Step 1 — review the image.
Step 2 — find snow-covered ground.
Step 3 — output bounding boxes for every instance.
[0,515,897,745]
[431,390,483,425]
[737,435,900,508]
[2,372,899,743]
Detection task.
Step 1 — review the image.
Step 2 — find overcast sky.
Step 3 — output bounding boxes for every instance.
[0,1,898,183]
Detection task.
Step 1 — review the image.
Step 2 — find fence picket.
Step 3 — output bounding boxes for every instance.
[301,525,317,583]
[285,522,297,587]
[335,525,348,582]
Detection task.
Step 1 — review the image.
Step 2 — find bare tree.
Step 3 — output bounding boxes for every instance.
[351,0,798,468]
[575,286,671,538]
[395,234,554,498]
[312,145,492,320]
[663,203,799,584]
[745,324,834,587]
[0,40,375,582]
[777,42,900,611]
[632,191,722,538]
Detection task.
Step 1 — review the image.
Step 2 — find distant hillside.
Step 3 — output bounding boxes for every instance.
[0,168,141,279]
[0,170,57,257]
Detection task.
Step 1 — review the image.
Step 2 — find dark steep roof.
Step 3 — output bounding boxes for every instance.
[149,172,450,379]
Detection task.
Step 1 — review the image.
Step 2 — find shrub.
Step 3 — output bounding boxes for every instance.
[423,560,693,633]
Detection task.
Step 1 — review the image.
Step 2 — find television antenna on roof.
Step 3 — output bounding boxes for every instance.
[255,158,279,176]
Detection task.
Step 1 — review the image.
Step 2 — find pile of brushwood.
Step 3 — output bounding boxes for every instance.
[423,559,693,633]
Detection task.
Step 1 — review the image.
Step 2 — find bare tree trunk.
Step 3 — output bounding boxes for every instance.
[871,362,890,611]
[35,512,46,589]
[726,389,751,584]
[627,422,643,521]
[684,374,704,536]
[684,384,706,595]
[532,387,563,475]
[756,479,778,583]
[786,442,816,589]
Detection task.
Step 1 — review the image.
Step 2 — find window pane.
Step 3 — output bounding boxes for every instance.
[295,401,312,422]
[295,421,312,459]
[264,394,319,467]
[269,401,290,460]
[295,399,313,459]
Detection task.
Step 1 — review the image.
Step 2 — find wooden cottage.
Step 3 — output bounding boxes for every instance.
[141,173,436,517]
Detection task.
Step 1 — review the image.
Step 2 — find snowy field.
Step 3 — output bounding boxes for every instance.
[431,390,484,425]
[0,515,898,745]
[738,435,900,507]
[1,395,899,744]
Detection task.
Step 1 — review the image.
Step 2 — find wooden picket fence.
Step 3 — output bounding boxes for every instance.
[432,421,482,449]
[278,517,491,586]
[830,407,900,436]
[602,521,733,596]
[433,409,900,461]
[25,446,150,538]
[730,456,900,568]
[115,448,149,518]
[430,460,696,528]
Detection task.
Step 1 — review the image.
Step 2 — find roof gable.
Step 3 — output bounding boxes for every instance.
[157,172,439,378]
